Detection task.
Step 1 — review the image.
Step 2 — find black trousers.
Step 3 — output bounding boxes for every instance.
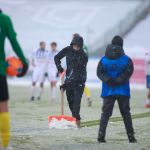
[66,84,84,120]
[99,96,134,136]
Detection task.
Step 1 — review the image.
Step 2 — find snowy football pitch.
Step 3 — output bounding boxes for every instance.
[9,86,150,150]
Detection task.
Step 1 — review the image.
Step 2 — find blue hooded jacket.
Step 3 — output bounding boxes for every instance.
[97,45,134,98]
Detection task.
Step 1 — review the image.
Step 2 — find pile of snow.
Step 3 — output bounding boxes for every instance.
[49,118,77,129]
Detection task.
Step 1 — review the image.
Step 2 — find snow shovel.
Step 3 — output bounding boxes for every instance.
[48,71,76,128]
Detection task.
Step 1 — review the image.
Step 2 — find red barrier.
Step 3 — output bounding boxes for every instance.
[131,59,145,84]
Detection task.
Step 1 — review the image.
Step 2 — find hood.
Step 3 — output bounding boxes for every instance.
[105,44,125,59]
[71,35,83,48]
[112,35,123,48]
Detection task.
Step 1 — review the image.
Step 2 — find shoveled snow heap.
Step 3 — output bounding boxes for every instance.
[49,118,77,129]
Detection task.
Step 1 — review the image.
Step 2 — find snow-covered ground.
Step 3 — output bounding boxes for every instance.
[9,86,150,150]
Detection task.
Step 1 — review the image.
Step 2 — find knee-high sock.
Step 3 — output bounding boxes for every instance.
[31,86,36,97]
[84,86,91,98]
[38,87,43,98]
[0,112,10,148]
[51,87,56,100]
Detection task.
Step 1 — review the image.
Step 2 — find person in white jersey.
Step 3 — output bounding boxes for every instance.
[30,41,49,101]
[145,50,150,108]
[47,42,59,101]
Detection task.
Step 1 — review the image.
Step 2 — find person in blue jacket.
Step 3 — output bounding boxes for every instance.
[97,35,137,143]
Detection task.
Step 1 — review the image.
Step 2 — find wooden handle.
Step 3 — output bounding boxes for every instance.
[60,72,65,115]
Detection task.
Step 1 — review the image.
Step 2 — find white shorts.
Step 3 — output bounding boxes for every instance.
[47,68,57,82]
[32,68,46,83]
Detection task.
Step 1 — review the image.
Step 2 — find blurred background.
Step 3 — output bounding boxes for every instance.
[1,0,150,87]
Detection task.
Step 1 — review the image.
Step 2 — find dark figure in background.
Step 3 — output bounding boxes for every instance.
[97,35,137,143]
[54,35,88,127]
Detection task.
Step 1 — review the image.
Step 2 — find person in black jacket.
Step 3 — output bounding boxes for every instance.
[97,36,137,143]
[54,35,88,127]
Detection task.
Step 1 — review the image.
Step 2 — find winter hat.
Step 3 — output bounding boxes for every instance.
[112,35,123,47]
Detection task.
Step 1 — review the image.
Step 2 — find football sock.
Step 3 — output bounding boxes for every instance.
[31,86,36,98]
[84,86,91,98]
[38,87,43,98]
[0,112,10,148]
[51,87,56,100]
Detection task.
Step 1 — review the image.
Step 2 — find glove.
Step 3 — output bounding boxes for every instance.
[114,76,125,85]
[17,63,29,77]
[60,84,66,91]
[58,67,64,74]
[106,79,117,87]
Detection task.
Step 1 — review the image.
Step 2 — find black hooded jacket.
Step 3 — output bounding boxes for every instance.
[97,44,134,85]
[54,36,88,86]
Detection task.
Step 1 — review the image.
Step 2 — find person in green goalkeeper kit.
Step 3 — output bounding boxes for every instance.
[0,9,28,150]
[72,33,92,107]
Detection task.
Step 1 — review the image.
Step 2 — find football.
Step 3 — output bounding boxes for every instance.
[6,56,23,76]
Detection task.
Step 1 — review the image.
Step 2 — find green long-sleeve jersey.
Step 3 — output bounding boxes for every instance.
[0,12,27,76]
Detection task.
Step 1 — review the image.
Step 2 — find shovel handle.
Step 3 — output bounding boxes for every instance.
[60,71,65,115]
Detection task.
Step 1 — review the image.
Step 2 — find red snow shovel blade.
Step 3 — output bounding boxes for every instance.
[48,115,76,123]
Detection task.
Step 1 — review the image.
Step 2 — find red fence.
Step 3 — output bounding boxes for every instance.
[131,59,145,84]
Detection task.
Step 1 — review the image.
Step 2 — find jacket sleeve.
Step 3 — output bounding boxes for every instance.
[54,46,68,71]
[115,58,134,84]
[6,16,28,65]
[97,60,111,83]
